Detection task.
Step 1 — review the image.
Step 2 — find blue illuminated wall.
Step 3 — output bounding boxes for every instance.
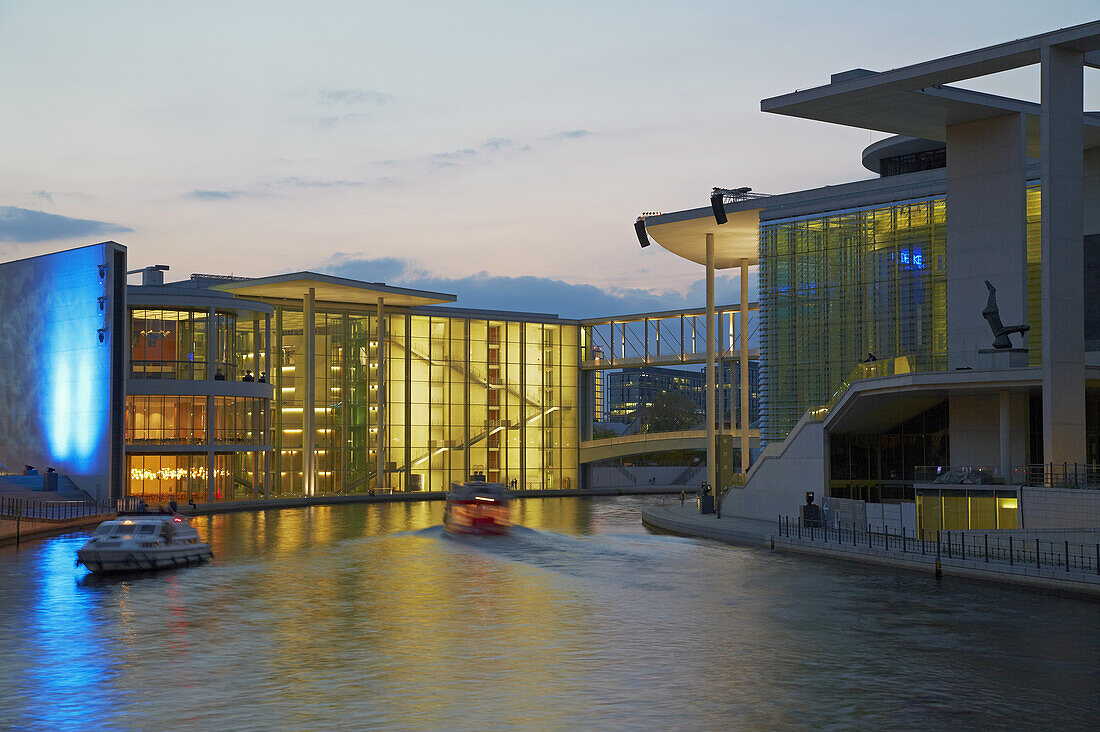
[0,242,125,501]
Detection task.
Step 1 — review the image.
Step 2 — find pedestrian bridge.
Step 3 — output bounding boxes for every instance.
[579,429,759,463]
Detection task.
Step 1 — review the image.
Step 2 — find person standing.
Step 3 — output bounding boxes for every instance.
[679,490,686,506]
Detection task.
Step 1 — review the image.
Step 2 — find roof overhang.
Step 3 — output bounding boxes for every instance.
[643,205,761,268]
[211,272,456,307]
[762,20,1100,151]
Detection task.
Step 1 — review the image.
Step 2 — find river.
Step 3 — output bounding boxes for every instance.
[0,496,1097,730]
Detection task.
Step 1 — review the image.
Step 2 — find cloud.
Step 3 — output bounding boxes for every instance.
[552,129,592,140]
[277,177,365,189]
[432,148,477,161]
[0,206,132,243]
[317,89,392,105]
[187,189,247,200]
[321,254,756,320]
[482,138,513,151]
[31,190,52,204]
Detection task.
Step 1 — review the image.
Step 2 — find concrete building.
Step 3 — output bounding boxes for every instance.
[638,21,1100,531]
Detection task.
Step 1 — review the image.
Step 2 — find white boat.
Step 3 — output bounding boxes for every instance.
[77,513,213,573]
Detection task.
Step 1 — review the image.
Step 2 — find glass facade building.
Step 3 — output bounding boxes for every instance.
[605,366,703,422]
[122,279,580,501]
[269,305,579,495]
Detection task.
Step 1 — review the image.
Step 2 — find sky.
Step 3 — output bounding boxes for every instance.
[2,1,1099,317]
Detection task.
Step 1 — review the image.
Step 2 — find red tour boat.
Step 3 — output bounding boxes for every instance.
[443,478,512,535]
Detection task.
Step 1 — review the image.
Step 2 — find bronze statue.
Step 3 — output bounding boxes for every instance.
[983,280,1029,349]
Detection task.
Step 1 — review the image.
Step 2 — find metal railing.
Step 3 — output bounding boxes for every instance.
[913,465,1008,484]
[914,464,1100,489]
[1017,463,1100,490]
[808,355,930,423]
[779,515,1100,575]
[0,496,141,522]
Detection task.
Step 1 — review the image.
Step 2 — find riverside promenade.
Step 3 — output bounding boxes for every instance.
[640,502,777,548]
[641,503,1100,597]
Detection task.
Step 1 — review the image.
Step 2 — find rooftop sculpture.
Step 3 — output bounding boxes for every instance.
[982,280,1029,349]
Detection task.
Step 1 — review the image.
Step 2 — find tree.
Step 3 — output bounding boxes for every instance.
[642,391,699,434]
[592,425,619,440]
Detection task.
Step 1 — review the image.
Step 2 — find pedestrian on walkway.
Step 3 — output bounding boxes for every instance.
[679,490,686,506]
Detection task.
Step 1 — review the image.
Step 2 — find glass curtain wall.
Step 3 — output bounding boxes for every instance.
[268,305,579,495]
[130,309,208,379]
[759,188,1044,443]
[271,308,380,496]
[759,197,949,442]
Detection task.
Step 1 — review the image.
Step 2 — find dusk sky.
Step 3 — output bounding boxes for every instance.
[3,2,1099,316]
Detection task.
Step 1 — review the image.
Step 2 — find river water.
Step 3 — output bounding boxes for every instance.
[0,496,1097,730]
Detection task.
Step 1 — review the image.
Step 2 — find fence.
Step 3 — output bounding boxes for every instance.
[0,496,140,522]
[779,515,1100,575]
[913,463,1100,489]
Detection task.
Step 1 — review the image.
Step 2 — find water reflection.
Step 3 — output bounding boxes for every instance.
[0,496,1097,729]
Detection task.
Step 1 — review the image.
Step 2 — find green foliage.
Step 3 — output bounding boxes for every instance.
[592,425,619,440]
[642,391,699,434]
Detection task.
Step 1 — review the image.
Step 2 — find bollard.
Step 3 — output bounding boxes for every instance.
[935,558,942,578]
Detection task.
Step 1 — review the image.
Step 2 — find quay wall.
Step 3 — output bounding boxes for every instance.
[773,533,1100,597]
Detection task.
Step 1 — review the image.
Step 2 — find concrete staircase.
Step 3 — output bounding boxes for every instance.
[0,475,95,502]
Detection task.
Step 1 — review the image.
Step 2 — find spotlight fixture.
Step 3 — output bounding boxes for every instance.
[634,217,650,248]
[710,189,728,225]
[710,187,753,225]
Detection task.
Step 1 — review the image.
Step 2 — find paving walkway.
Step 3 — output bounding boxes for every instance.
[640,503,777,548]
[642,503,1100,597]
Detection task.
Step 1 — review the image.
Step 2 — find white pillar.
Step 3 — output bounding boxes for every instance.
[1040,43,1086,465]
[740,258,751,476]
[206,306,216,502]
[999,389,1011,480]
[264,312,271,499]
[945,113,1027,370]
[705,234,716,497]
[376,297,385,492]
[304,288,315,495]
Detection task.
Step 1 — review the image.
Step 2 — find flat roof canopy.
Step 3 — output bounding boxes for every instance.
[212,272,456,307]
[762,20,1100,150]
[643,205,761,268]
